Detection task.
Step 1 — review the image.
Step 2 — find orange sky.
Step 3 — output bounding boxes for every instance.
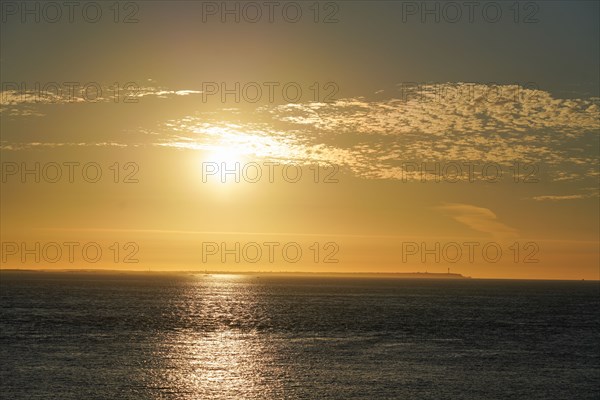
[1,1,598,280]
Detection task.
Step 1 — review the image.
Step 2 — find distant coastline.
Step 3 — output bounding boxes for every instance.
[2,269,598,281]
[0,269,471,279]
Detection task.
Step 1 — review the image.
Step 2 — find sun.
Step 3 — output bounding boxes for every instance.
[206,146,246,167]
[199,145,249,187]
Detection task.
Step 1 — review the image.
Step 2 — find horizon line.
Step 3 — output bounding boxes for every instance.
[1,268,597,282]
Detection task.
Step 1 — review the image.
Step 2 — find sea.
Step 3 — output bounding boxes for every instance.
[0,271,598,399]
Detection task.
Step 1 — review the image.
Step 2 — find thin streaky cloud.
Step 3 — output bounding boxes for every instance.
[436,203,518,240]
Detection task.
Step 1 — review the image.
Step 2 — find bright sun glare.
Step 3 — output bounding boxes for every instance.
[200,145,249,188]
[206,146,246,166]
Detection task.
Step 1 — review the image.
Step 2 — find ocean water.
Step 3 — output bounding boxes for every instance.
[0,272,598,400]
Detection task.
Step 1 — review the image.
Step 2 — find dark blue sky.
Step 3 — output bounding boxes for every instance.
[1,1,598,98]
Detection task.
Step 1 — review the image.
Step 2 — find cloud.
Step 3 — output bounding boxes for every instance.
[436,203,518,239]
[151,83,598,181]
[256,83,599,181]
[0,142,129,150]
[0,85,203,110]
[531,193,598,201]
[3,82,598,183]
[152,120,360,167]
[267,83,599,136]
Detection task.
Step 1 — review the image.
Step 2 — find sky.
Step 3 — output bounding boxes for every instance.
[0,0,598,279]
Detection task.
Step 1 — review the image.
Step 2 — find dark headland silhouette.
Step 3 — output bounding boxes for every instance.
[0,269,471,279]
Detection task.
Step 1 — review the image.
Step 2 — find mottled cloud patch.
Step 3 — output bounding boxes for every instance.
[267,84,599,136]
[260,84,599,181]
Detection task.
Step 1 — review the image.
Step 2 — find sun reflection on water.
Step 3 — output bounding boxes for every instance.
[151,275,284,399]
